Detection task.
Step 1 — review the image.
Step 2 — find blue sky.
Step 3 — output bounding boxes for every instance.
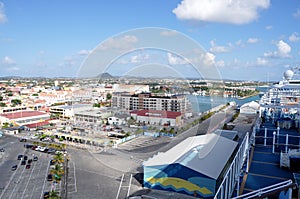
[0,0,300,81]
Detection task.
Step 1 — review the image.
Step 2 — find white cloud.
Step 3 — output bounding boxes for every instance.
[203,52,216,66]
[0,2,7,24]
[2,56,16,65]
[256,57,269,65]
[98,35,138,51]
[247,38,259,44]
[130,54,149,63]
[173,0,270,25]
[216,60,225,67]
[77,49,91,56]
[160,30,178,36]
[209,40,230,53]
[167,52,188,65]
[293,9,300,19]
[277,40,291,56]
[264,40,291,58]
[265,25,273,30]
[289,32,300,42]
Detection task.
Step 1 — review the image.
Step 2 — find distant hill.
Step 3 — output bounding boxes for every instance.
[96,73,114,79]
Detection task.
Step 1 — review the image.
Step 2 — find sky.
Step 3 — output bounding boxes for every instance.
[0,0,300,81]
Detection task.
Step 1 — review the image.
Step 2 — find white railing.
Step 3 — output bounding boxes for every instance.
[214,132,249,199]
[231,180,294,199]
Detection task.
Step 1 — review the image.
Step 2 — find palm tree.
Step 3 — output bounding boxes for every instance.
[51,164,64,182]
[53,152,64,164]
[49,190,61,199]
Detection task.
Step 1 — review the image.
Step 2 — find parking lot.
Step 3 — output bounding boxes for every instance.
[0,135,60,199]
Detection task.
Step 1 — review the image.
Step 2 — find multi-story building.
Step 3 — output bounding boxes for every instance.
[112,92,189,114]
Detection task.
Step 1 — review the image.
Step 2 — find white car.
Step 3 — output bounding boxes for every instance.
[39,146,46,152]
[35,146,46,151]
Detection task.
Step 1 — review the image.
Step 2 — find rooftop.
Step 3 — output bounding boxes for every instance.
[130,110,181,119]
[0,110,48,119]
[144,133,238,179]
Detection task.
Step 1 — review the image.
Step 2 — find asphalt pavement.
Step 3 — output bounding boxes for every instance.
[0,135,59,199]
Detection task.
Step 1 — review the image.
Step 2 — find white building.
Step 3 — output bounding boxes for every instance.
[240,101,260,114]
[107,116,125,125]
[49,104,90,119]
[130,110,183,126]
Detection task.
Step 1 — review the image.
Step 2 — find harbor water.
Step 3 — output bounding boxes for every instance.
[188,94,260,113]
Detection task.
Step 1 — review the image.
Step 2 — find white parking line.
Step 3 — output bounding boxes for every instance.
[0,161,19,199]
[116,173,124,199]
[20,160,37,198]
[68,161,77,194]
[127,174,133,197]
[29,153,44,199]
[40,159,50,199]
[9,165,26,199]
[73,161,77,193]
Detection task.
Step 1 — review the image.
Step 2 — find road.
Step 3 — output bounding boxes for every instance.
[65,107,237,199]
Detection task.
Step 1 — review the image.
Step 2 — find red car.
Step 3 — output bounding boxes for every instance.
[25,164,31,169]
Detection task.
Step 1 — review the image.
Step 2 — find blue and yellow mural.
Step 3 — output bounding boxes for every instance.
[144,163,216,198]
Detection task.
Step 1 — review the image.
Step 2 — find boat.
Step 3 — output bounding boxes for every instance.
[236,69,300,198]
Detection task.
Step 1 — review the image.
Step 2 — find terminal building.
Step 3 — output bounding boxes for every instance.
[143,131,249,198]
[144,133,239,198]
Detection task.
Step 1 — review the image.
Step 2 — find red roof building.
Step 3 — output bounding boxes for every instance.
[130,110,182,126]
[0,110,50,128]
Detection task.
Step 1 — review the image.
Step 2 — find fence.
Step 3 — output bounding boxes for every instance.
[255,127,300,153]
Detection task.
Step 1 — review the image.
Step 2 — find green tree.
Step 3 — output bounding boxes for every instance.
[49,190,61,199]
[51,164,64,182]
[11,99,21,106]
[2,122,10,128]
[53,152,64,164]
[106,93,112,100]
[93,103,101,108]
[0,102,6,107]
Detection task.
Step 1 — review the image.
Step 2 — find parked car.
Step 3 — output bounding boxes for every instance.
[33,156,38,161]
[21,160,26,165]
[47,148,56,154]
[47,174,53,181]
[11,165,17,171]
[23,155,28,160]
[24,144,34,149]
[19,138,27,142]
[39,146,46,152]
[43,191,50,199]
[49,159,55,165]
[0,148,4,152]
[28,159,33,164]
[25,164,31,169]
[35,146,46,152]
[17,154,23,160]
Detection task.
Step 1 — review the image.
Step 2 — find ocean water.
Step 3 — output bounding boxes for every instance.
[188,94,260,113]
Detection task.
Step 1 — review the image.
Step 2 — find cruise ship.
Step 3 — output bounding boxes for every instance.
[237,69,300,198]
